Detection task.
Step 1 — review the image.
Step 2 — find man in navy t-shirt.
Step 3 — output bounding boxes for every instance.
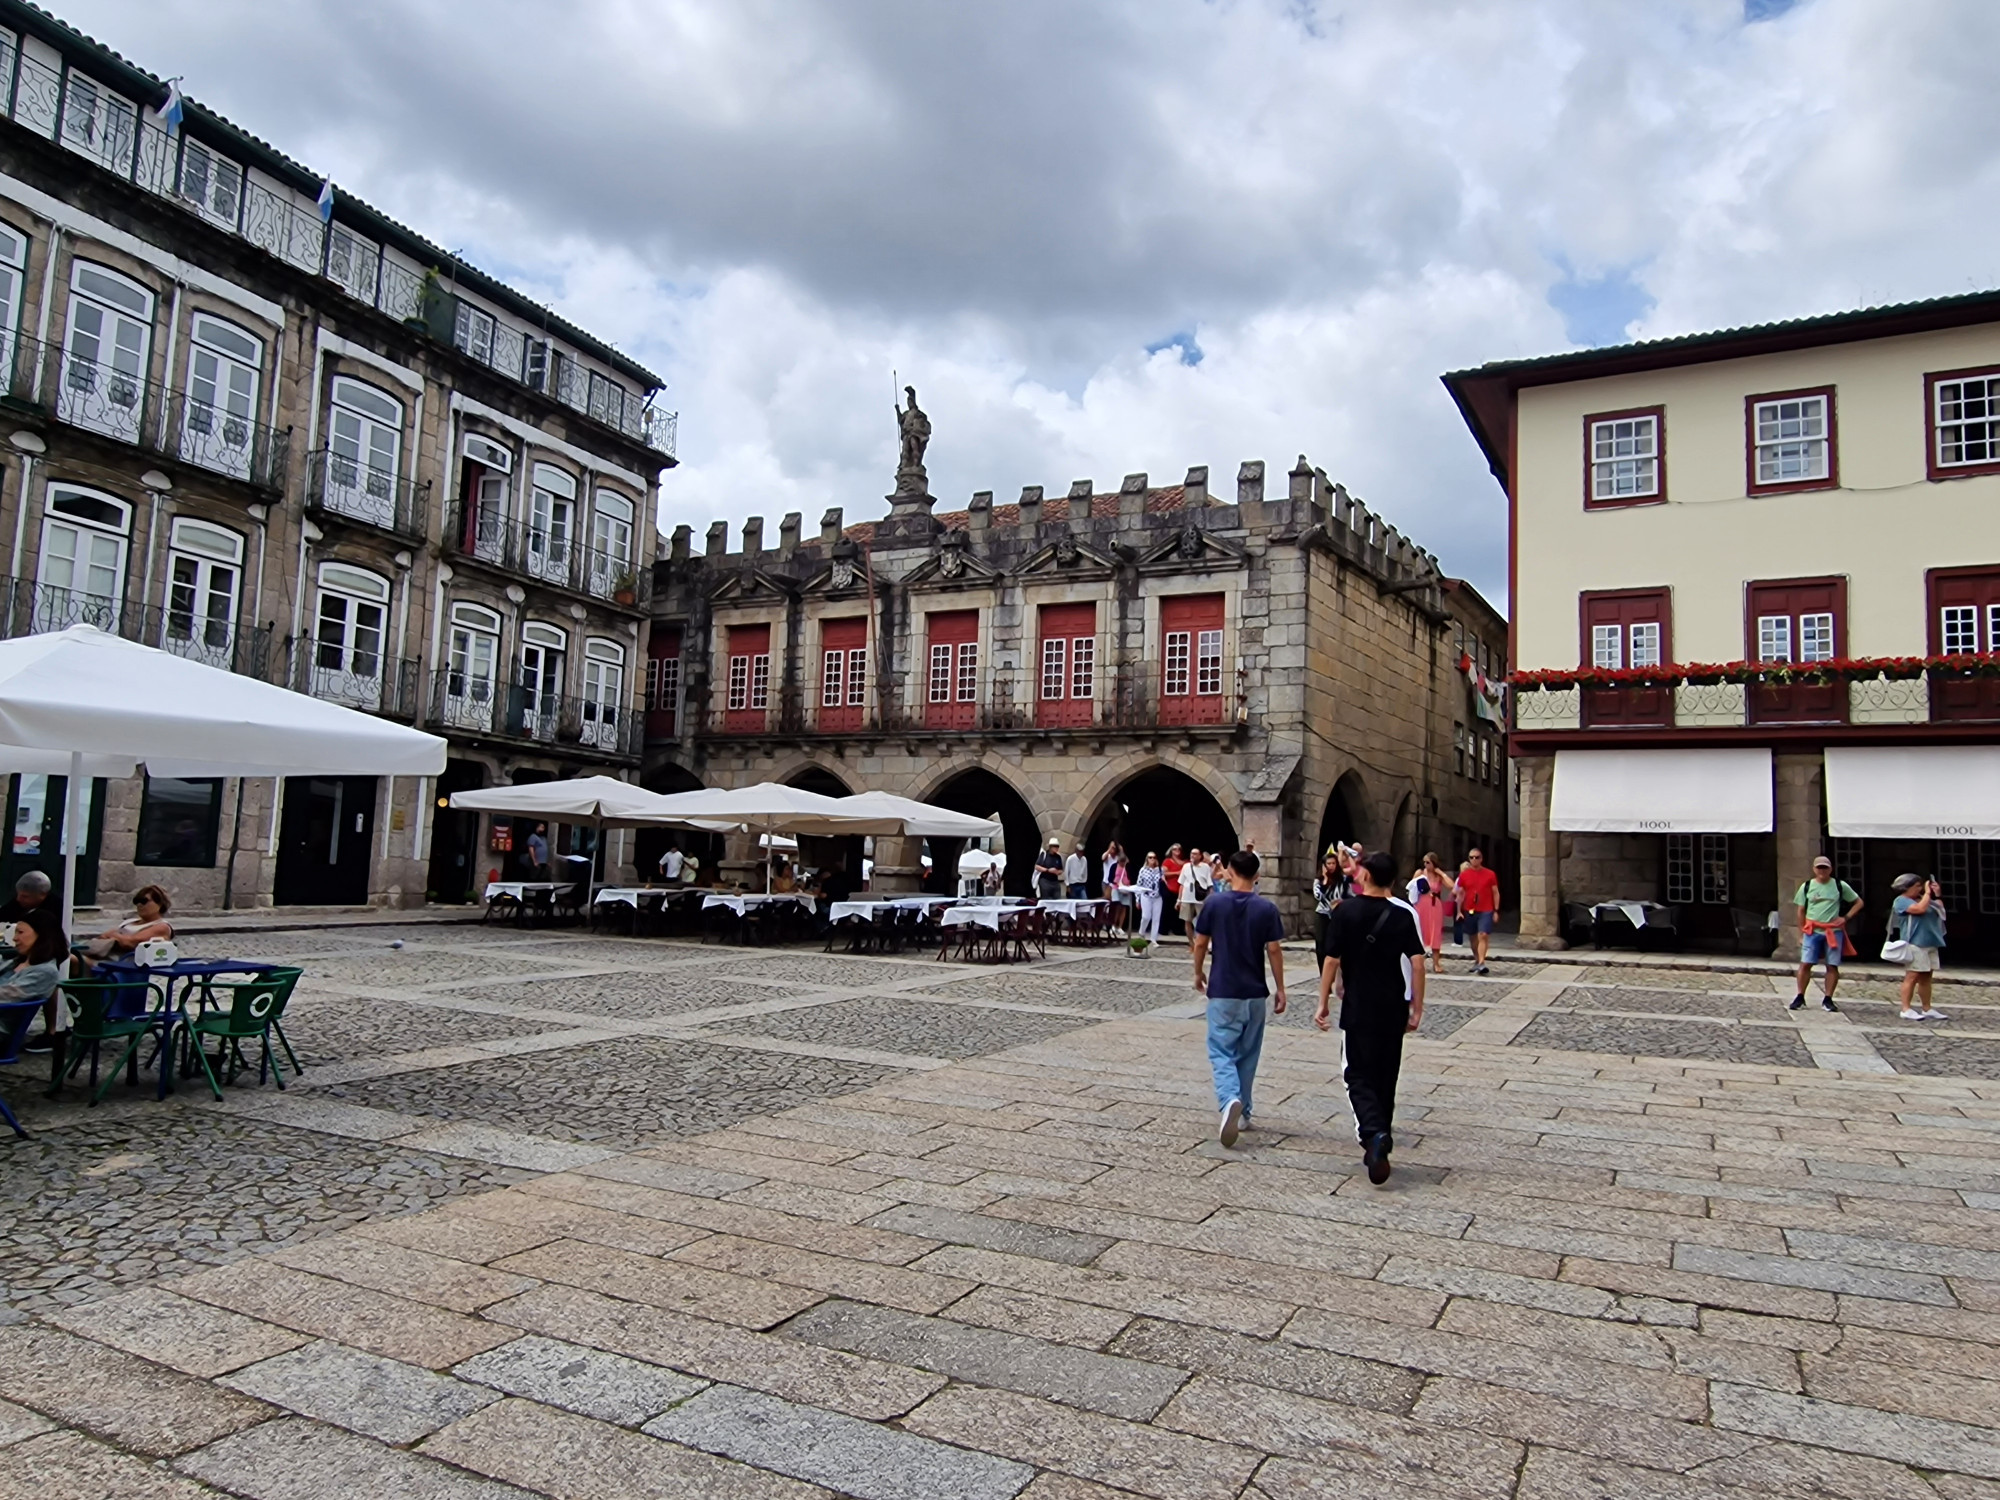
[1315,850,1427,1185]
[1192,849,1286,1148]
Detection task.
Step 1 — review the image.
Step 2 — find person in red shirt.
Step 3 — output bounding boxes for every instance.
[1455,847,1501,975]
[1162,845,1186,934]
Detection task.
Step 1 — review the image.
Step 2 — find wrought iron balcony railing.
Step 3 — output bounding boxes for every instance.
[424,669,643,758]
[285,638,421,718]
[445,499,648,605]
[1511,662,1997,731]
[0,333,290,490]
[306,449,430,539]
[0,578,271,678]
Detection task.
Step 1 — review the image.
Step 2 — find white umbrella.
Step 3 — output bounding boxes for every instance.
[0,625,446,932]
[449,776,688,904]
[835,791,1004,839]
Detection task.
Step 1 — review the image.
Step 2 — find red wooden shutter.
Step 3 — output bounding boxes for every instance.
[1746,578,1846,725]
[819,617,867,732]
[1578,588,1672,728]
[1929,567,2000,722]
[725,623,771,732]
[1037,602,1095,728]
[925,610,979,729]
[1161,594,1225,725]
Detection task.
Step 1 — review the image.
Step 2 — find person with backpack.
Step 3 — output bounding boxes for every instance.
[1791,854,1861,1012]
[1192,849,1286,1147]
[1889,872,1947,1021]
[1315,850,1427,1185]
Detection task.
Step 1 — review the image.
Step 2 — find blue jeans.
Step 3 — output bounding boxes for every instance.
[1067,883,1088,899]
[1206,996,1267,1119]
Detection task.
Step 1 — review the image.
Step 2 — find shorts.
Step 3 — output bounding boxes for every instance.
[1800,932,1843,966]
[1904,946,1941,974]
[1469,911,1495,935]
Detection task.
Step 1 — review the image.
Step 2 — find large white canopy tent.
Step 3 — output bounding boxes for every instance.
[0,626,447,931]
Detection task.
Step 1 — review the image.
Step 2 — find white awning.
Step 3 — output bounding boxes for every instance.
[1824,747,2000,840]
[1551,748,1773,834]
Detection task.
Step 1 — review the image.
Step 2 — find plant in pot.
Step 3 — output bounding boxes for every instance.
[1128,934,1151,956]
[611,568,638,605]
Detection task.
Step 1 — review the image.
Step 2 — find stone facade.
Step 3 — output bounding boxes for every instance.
[0,5,672,915]
[646,459,1511,929]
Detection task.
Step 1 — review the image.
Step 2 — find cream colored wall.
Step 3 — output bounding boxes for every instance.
[1514,323,2000,671]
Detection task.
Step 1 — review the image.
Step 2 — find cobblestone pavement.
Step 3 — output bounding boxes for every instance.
[2,926,1998,1498]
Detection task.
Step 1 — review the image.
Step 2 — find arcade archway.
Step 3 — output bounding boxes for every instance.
[636,763,716,880]
[925,767,1040,898]
[785,765,864,894]
[1314,771,1372,863]
[1085,765,1239,880]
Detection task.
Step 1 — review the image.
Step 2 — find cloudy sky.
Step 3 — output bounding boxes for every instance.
[57,0,2000,598]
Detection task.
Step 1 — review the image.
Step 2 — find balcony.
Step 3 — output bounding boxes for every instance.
[1511,657,2000,735]
[285,638,421,718]
[445,499,648,606]
[0,578,271,678]
[306,449,429,540]
[425,669,642,759]
[0,334,291,490]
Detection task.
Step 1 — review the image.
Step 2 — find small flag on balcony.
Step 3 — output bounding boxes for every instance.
[316,177,335,223]
[1459,650,1506,725]
[159,80,184,135]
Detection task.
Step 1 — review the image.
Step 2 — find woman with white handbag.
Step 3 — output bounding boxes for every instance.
[1886,873,1947,1021]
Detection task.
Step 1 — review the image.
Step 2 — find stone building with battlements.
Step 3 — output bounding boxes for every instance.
[643,443,1512,930]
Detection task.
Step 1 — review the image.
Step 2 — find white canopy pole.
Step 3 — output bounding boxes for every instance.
[61,748,80,940]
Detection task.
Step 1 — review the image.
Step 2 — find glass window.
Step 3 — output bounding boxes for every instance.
[325,377,404,526]
[823,649,845,707]
[1666,834,1694,904]
[35,485,129,632]
[1941,605,1980,655]
[728,654,749,711]
[1163,631,1191,696]
[928,643,952,703]
[63,262,153,444]
[1592,624,1622,670]
[183,314,262,480]
[955,642,978,702]
[846,647,866,706]
[163,518,241,668]
[1070,635,1094,699]
[1752,392,1831,487]
[751,653,770,709]
[454,301,495,365]
[1700,833,1729,904]
[1935,372,2000,469]
[1757,615,1791,663]
[178,139,243,225]
[1628,621,1663,669]
[1589,412,1660,501]
[1196,630,1223,696]
[136,775,221,866]
[1041,637,1066,700]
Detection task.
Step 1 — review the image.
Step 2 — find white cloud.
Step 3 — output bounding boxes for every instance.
[52,0,2000,602]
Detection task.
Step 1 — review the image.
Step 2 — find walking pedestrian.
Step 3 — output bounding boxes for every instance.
[1408,853,1454,974]
[1135,851,1166,946]
[1034,838,1064,900]
[1162,845,1186,935]
[1063,843,1090,901]
[1313,850,1344,967]
[1890,872,1947,1020]
[1192,848,1286,1146]
[1791,854,1860,1012]
[1100,842,1123,901]
[1178,847,1208,932]
[1315,850,1426,1185]
[1455,847,1500,974]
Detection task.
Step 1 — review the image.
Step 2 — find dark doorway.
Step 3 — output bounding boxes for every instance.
[786,766,865,897]
[274,775,377,905]
[3,772,106,905]
[635,763,719,884]
[425,759,487,903]
[927,768,1040,898]
[1314,771,1372,862]
[1085,766,1238,880]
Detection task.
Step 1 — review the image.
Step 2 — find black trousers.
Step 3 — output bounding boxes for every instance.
[1342,1020,1407,1146]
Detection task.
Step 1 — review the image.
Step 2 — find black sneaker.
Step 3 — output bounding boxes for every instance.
[21,1035,51,1053]
[1787,995,1806,1011]
[1821,996,1839,1012]
[1363,1131,1392,1185]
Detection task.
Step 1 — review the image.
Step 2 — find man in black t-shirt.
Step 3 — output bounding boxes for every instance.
[1315,850,1427,1185]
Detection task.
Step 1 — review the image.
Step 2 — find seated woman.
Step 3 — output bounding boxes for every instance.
[1,906,71,1078]
[88,885,173,961]
[770,858,797,894]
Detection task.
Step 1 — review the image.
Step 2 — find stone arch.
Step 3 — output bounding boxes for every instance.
[914,763,1043,898]
[771,757,854,798]
[778,760,862,891]
[1067,747,1244,850]
[1390,791,1421,878]
[636,760,716,878]
[1078,762,1240,911]
[1314,769,1372,861]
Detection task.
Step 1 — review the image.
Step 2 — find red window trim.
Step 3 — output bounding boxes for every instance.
[1926,563,2000,653]
[1575,587,1674,669]
[1923,366,2000,483]
[1744,385,1839,497]
[1743,574,1848,660]
[1581,405,1667,511]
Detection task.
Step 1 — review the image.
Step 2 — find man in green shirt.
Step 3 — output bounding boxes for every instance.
[1791,855,1862,1012]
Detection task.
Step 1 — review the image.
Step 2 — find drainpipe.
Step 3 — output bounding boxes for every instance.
[291,519,320,642]
[426,563,451,721]
[30,226,60,405]
[7,441,39,579]
[135,473,169,620]
[154,282,182,452]
[246,503,269,658]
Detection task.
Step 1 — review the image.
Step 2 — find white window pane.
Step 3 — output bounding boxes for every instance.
[1754,396,1829,483]
[822,649,843,707]
[1590,415,1659,500]
[928,643,952,702]
[956,642,978,701]
[1757,615,1791,663]
[1041,637,1066,700]
[1942,605,1980,655]
[1628,621,1662,669]
[1799,612,1835,662]
[750,653,770,709]
[1591,624,1623,670]
[1071,636,1094,699]
[846,648,866,706]
[1937,375,2000,467]
[1164,631,1190,696]
[728,655,748,710]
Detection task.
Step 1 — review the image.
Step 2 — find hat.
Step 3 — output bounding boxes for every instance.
[1891,872,1921,893]
[1047,837,1059,847]
[1812,855,1832,869]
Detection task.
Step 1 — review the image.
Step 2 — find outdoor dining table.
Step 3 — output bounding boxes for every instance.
[1590,900,1672,928]
[701,892,819,916]
[1035,898,1107,919]
[94,956,283,1099]
[829,899,890,923]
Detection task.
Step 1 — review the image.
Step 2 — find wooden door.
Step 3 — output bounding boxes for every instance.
[724,624,771,733]
[819,617,868,732]
[1036,602,1096,729]
[1929,567,2000,722]
[1160,594,1225,725]
[1580,588,1672,727]
[1747,577,1846,725]
[925,610,979,730]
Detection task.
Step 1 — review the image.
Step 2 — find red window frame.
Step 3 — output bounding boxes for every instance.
[1744,576,1847,725]
[1160,594,1225,725]
[925,610,978,729]
[724,623,771,733]
[1745,386,1838,497]
[818,616,867,732]
[645,625,681,740]
[1036,602,1095,728]
[1577,587,1672,728]
[1927,565,2000,722]
[1581,405,1667,510]
[1924,366,2000,482]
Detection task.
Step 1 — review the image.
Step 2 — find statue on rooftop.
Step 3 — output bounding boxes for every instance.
[895,385,930,495]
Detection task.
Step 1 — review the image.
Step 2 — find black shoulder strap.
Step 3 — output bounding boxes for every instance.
[1364,902,1397,945]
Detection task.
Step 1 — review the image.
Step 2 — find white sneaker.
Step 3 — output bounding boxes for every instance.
[1900,1008,1924,1020]
[1219,1099,1243,1148]
[1921,1010,1946,1021]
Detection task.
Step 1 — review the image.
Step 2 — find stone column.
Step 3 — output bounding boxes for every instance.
[870,835,922,894]
[1774,751,1824,963]
[1515,754,1564,949]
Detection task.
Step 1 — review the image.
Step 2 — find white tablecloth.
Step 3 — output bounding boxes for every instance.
[593,887,667,909]
[830,900,890,923]
[1037,899,1108,919]
[887,895,959,911]
[702,893,818,916]
[485,882,562,902]
[940,905,1011,930]
[1591,901,1669,928]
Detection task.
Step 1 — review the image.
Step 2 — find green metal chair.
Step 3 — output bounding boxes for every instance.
[185,968,304,1097]
[57,977,168,1105]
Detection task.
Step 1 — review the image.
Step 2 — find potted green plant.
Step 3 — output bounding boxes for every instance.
[612,568,638,605]
[1128,934,1151,956]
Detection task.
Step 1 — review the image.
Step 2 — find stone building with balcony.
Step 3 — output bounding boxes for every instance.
[1446,288,2000,961]
[644,440,1510,929]
[0,2,675,912]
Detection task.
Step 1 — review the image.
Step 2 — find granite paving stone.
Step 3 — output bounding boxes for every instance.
[1512,1012,1818,1068]
[0,1396,52,1447]
[863,1202,1114,1265]
[447,973,801,1021]
[1710,1381,2000,1479]
[0,1325,270,1458]
[783,1298,1187,1419]
[1870,1032,2000,1079]
[1105,1318,1423,1414]
[45,1286,309,1378]
[939,1284,1137,1349]
[421,1397,829,1500]
[645,1383,1034,1500]
[270,1231,539,1312]
[705,995,1097,1059]
[669,1232,975,1313]
[493,1238,826,1327]
[1409,1374,1760,1472]
[177,1415,541,1500]
[452,1335,709,1426]
[1671,1243,1956,1304]
[223,1340,500,1442]
[0,1429,232,1499]
[276,994,557,1067]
